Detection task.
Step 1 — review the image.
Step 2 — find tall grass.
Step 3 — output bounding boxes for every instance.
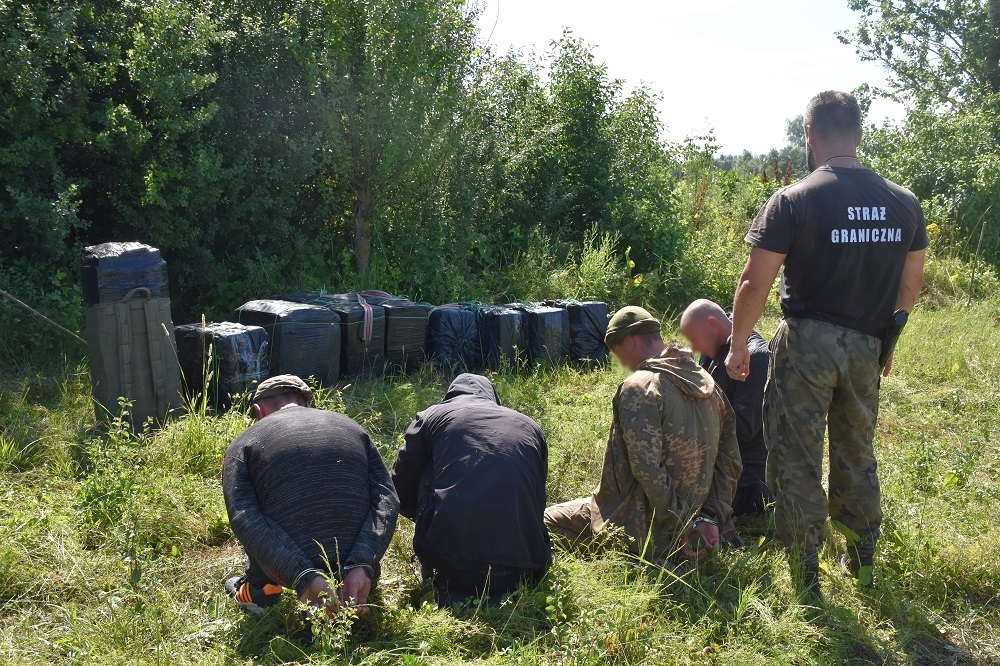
[2,298,999,664]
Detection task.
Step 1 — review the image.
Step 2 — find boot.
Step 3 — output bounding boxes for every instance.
[841,536,876,589]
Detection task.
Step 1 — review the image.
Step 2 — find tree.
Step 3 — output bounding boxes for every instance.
[838,0,1000,107]
[785,114,805,146]
[315,0,477,277]
[0,0,689,342]
[713,115,807,179]
[841,0,1000,266]
[547,31,617,244]
[0,2,92,301]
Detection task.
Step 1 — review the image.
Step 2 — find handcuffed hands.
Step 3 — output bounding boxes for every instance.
[298,567,372,618]
[682,520,720,561]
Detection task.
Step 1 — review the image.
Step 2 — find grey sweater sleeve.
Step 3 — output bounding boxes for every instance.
[345,436,401,572]
[222,444,315,591]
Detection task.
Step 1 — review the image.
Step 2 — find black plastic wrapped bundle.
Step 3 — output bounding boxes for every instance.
[82,242,170,304]
[359,292,431,373]
[426,304,479,371]
[234,300,341,384]
[515,304,570,366]
[174,322,269,411]
[282,292,354,308]
[476,305,528,370]
[332,301,385,377]
[281,292,387,377]
[545,300,609,365]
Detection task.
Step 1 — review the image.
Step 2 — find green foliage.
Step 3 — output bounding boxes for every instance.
[861,103,1000,267]
[839,0,999,108]
[921,250,1000,306]
[842,1,1000,270]
[0,8,693,354]
[489,228,628,307]
[715,115,808,180]
[659,135,784,314]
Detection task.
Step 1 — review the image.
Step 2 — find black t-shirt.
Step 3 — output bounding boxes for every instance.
[746,165,928,337]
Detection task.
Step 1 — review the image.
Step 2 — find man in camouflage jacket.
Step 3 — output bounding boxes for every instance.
[544,306,742,561]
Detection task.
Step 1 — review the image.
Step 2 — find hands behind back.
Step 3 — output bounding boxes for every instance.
[298,567,371,618]
[682,520,720,561]
[339,567,371,615]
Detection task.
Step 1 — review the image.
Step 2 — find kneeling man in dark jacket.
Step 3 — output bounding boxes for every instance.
[390,374,551,606]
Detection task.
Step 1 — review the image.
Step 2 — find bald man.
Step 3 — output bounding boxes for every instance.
[681,299,773,518]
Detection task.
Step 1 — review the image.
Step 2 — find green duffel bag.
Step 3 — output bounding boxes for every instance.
[85,287,184,427]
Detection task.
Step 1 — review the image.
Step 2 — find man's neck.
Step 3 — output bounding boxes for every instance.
[814,145,859,167]
[638,341,667,366]
[714,327,734,358]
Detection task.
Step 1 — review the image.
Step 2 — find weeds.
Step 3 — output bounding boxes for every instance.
[1,299,1000,664]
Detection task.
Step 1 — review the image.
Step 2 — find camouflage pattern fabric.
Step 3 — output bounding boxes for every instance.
[764,317,883,558]
[545,345,742,559]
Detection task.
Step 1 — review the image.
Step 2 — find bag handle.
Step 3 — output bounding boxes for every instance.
[356,293,374,345]
[121,287,152,303]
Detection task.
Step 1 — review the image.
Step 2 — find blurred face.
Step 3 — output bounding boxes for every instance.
[611,336,649,372]
[682,317,723,360]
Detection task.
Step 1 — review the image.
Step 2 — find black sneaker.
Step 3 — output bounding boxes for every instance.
[225,575,283,614]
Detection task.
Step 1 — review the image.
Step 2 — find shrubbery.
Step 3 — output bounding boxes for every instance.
[0,2,688,360]
[3,0,998,367]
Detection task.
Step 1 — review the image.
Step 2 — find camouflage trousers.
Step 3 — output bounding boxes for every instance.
[543,497,595,546]
[764,317,883,557]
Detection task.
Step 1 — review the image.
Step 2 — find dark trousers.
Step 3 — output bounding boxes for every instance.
[732,478,775,517]
[245,553,281,589]
[421,554,545,607]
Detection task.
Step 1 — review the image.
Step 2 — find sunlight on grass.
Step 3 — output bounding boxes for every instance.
[2,299,999,664]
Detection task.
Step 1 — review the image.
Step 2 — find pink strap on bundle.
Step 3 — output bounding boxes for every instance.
[356,293,374,344]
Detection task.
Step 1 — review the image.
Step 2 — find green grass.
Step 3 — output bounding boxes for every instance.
[2,299,999,664]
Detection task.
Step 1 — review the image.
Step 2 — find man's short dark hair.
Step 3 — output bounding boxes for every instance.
[804,91,862,141]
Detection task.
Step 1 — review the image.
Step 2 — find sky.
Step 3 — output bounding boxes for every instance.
[474,0,905,155]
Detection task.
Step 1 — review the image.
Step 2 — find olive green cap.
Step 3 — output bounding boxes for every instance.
[252,374,313,405]
[605,306,661,348]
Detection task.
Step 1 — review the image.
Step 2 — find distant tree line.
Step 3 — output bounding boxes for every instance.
[714,116,808,182]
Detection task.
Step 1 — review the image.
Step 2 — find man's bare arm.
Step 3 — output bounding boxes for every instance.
[883,248,925,377]
[895,249,925,312]
[726,247,785,381]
